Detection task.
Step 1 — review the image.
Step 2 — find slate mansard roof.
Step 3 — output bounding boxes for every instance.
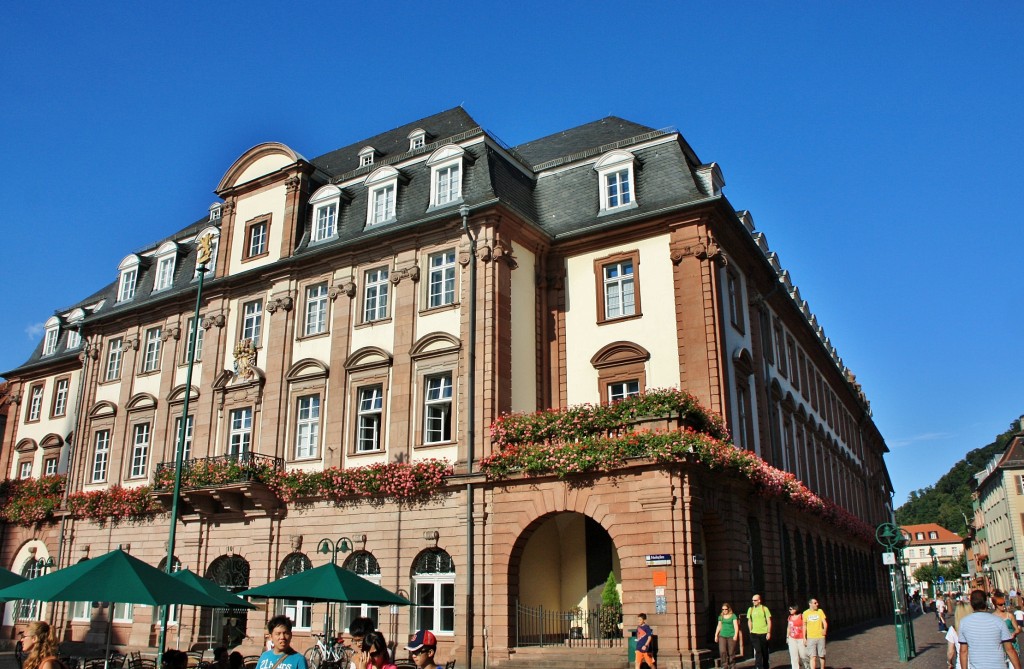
[7,108,720,375]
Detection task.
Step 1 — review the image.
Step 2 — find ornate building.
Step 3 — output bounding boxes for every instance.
[0,108,892,668]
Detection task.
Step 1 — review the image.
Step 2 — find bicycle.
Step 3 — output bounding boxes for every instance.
[304,633,351,669]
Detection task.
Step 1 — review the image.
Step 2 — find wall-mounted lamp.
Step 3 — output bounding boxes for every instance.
[423,531,440,546]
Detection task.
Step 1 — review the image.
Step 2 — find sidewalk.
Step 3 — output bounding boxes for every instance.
[739,611,954,669]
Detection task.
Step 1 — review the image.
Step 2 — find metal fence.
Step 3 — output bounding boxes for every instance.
[515,601,623,648]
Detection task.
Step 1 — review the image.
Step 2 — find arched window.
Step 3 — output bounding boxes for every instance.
[156,556,183,624]
[342,551,382,627]
[277,553,313,629]
[412,549,455,634]
[17,559,44,621]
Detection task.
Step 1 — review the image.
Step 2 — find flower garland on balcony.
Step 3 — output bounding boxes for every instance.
[479,388,874,543]
[266,459,453,503]
[0,476,161,526]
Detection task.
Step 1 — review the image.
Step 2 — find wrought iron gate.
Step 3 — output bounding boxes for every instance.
[515,601,623,648]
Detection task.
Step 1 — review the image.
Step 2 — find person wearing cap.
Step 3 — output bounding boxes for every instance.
[406,630,438,669]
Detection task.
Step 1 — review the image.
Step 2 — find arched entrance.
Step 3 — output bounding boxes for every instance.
[205,554,251,649]
[509,512,620,647]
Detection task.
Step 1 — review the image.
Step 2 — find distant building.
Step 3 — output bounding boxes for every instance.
[0,108,893,668]
[972,420,1024,593]
[901,523,963,591]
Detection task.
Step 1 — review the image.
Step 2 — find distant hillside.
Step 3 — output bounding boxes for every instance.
[895,420,1021,535]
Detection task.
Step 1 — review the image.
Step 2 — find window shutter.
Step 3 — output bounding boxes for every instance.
[1016,475,1023,495]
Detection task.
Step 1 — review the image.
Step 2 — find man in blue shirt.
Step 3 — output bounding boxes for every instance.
[257,616,308,669]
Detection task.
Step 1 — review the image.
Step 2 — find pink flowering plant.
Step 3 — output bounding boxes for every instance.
[480,390,874,543]
[0,476,162,526]
[267,459,453,503]
[0,475,66,524]
[153,457,278,490]
[65,486,163,524]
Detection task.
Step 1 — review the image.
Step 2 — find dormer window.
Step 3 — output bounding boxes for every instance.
[209,203,223,222]
[153,241,179,292]
[358,147,376,168]
[594,150,639,213]
[408,129,428,151]
[427,145,467,209]
[117,255,141,302]
[308,185,343,243]
[42,317,60,356]
[65,309,85,349]
[364,166,401,227]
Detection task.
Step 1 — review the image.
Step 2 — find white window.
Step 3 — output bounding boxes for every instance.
[142,327,162,372]
[278,554,313,630]
[357,386,384,452]
[295,395,320,459]
[106,338,123,381]
[44,458,58,476]
[66,328,81,349]
[364,268,389,322]
[608,380,640,402]
[359,147,375,167]
[17,559,44,621]
[174,415,194,463]
[118,267,138,302]
[229,408,253,456]
[603,260,635,318]
[594,150,638,212]
[19,461,31,479]
[247,220,268,258]
[915,533,924,540]
[185,316,204,362]
[364,166,400,227]
[92,430,110,482]
[154,255,175,291]
[53,379,69,416]
[130,423,150,478]
[28,385,43,422]
[112,602,133,622]
[70,601,90,621]
[342,551,382,626]
[428,250,456,308]
[308,185,343,242]
[424,373,453,444]
[42,319,60,356]
[412,549,455,634]
[242,300,262,344]
[371,184,395,224]
[929,531,939,540]
[408,129,427,151]
[427,145,466,208]
[304,284,328,336]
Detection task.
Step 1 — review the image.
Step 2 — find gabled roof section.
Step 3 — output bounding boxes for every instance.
[901,523,962,545]
[512,116,660,167]
[311,108,481,177]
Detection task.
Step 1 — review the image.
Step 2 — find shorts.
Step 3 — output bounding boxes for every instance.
[805,638,826,657]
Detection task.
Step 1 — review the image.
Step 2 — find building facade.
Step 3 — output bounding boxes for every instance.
[0,109,892,668]
[972,423,1024,594]
[900,523,963,592]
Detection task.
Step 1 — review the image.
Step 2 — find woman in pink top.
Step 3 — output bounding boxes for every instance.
[786,605,807,669]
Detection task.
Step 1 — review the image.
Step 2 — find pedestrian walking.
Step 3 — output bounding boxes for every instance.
[958,589,1021,669]
[785,605,807,669]
[945,601,972,669]
[747,594,772,669]
[635,613,657,669]
[714,603,742,669]
[802,598,827,669]
[937,595,948,632]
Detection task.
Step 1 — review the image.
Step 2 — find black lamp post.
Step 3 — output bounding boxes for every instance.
[317,537,353,643]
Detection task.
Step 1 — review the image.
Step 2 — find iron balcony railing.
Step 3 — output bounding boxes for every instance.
[153,452,283,491]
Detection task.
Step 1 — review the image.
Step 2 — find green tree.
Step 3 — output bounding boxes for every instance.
[599,571,622,638]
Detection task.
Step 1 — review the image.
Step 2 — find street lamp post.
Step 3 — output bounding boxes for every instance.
[929,547,939,599]
[317,537,353,644]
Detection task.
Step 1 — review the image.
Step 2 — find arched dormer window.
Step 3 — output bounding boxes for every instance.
[152,241,179,293]
[364,166,402,227]
[594,150,638,213]
[117,254,141,302]
[426,145,467,209]
[193,226,220,279]
[309,185,342,243]
[358,146,377,168]
[42,316,61,356]
[408,128,428,151]
[65,309,84,349]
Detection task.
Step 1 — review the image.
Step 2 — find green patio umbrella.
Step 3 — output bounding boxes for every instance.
[170,569,255,609]
[240,562,411,605]
[0,567,26,590]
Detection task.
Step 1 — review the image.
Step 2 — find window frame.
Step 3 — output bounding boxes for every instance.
[228,407,253,457]
[594,250,642,324]
[141,326,162,373]
[42,322,60,356]
[181,316,204,364]
[243,215,271,261]
[726,269,745,333]
[44,457,58,477]
[412,549,456,635]
[92,429,110,483]
[105,337,124,381]
[117,266,138,302]
[174,414,195,463]
[426,250,457,310]
[426,145,466,209]
[26,383,44,423]
[129,422,151,479]
[594,150,638,213]
[51,376,70,418]
[293,394,321,461]
[303,283,329,337]
[369,182,396,226]
[423,372,454,445]
[356,385,385,453]
[19,461,32,479]
[154,254,176,292]
[363,267,390,323]
[241,300,263,346]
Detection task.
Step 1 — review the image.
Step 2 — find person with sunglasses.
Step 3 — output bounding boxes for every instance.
[714,603,742,669]
[354,631,397,669]
[405,630,438,669]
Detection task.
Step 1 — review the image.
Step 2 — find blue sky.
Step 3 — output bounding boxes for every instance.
[2,2,1021,511]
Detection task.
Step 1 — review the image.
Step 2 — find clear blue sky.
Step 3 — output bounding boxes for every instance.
[2,2,1021,511]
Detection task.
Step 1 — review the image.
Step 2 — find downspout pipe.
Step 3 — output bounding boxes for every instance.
[460,204,476,669]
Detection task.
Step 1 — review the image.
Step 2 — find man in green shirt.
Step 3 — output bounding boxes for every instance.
[747,594,772,669]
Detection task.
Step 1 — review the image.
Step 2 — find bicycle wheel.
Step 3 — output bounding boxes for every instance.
[304,646,324,669]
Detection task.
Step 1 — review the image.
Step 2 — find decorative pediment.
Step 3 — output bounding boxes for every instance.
[217,142,305,193]
[732,347,754,375]
[364,165,403,187]
[590,341,650,369]
[126,393,158,412]
[88,401,118,419]
[15,439,37,454]
[40,433,64,451]
[285,359,329,382]
[410,333,461,360]
[167,385,200,405]
[345,347,393,372]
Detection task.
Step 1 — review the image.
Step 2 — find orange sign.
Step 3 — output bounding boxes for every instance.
[652,570,667,587]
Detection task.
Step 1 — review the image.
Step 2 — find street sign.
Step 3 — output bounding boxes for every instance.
[938,577,945,584]
[645,554,672,566]
[882,552,896,565]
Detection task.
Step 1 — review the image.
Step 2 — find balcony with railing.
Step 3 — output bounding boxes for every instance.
[151,453,284,519]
